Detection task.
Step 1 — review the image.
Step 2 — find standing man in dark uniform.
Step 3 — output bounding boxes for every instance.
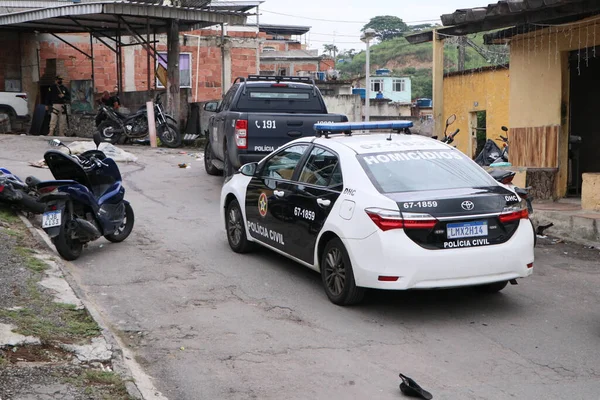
[46,75,70,137]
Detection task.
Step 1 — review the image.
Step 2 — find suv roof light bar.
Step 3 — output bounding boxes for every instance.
[314,120,414,138]
[242,75,318,96]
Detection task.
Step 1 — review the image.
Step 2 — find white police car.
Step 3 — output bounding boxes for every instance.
[220,121,534,306]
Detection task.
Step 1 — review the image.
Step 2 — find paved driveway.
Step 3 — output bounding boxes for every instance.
[2,135,600,400]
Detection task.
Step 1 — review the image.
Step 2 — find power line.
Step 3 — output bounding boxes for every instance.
[310,39,363,44]
[261,9,366,23]
[261,9,441,25]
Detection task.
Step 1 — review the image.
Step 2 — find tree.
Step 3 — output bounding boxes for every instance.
[322,44,339,57]
[362,16,408,41]
[408,23,433,33]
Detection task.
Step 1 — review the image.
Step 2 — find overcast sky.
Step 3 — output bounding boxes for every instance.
[254,0,487,52]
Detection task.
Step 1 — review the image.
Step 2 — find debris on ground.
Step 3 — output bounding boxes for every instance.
[28,159,48,169]
[399,373,433,399]
[57,141,138,163]
[536,223,554,236]
[178,163,190,169]
[0,206,135,399]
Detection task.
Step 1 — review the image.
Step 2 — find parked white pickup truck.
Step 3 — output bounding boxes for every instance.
[0,92,30,124]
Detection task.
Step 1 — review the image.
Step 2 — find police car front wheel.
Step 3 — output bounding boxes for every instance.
[321,238,365,306]
[226,199,253,253]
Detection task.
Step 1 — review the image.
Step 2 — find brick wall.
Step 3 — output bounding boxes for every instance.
[35,29,260,102]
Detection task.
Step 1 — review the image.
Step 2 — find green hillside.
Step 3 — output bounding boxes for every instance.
[335,32,509,99]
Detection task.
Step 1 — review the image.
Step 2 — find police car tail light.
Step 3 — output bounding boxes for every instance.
[401,212,438,229]
[235,119,248,149]
[498,207,529,223]
[365,208,437,231]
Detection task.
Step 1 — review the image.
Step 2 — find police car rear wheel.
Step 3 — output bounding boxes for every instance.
[226,199,252,253]
[321,238,365,306]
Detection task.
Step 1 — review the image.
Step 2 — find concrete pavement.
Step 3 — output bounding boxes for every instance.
[2,134,600,400]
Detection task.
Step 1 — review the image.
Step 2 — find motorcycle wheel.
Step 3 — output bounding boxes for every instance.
[104,203,134,243]
[53,212,83,261]
[158,122,182,148]
[98,121,121,145]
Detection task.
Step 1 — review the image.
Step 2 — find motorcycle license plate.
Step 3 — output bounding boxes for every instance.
[42,211,62,228]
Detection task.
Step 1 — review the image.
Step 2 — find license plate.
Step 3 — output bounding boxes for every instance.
[447,221,488,239]
[42,210,62,228]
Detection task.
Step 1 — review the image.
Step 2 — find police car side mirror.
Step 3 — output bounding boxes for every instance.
[239,162,258,177]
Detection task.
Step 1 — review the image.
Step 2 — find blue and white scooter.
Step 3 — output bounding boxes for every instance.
[36,134,134,260]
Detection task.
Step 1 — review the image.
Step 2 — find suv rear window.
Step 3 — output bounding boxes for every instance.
[357,149,497,193]
[234,86,325,113]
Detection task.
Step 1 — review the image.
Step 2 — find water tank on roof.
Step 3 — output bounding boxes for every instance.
[416,98,432,107]
[375,69,391,76]
[352,88,366,99]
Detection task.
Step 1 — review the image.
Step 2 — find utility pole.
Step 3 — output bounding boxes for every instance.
[458,36,466,71]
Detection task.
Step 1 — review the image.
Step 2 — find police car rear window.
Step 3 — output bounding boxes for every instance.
[357,149,497,193]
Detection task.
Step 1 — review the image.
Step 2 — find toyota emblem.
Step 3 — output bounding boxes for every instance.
[461,200,475,211]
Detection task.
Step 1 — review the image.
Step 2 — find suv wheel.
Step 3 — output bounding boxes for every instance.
[204,139,221,176]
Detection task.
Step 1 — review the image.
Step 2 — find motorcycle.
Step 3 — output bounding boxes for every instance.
[475,126,510,167]
[0,168,45,214]
[96,93,182,148]
[498,126,509,161]
[432,114,460,145]
[36,134,135,261]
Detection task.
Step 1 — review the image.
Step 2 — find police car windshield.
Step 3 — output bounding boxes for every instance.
[357,149,498,193]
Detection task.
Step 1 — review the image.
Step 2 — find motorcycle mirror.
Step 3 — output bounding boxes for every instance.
[446,114,456,126]
[501,126,508,132]
[49,139,62,147]
[92,133,102,149]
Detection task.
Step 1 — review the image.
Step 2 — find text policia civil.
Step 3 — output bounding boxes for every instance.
[247,221,285,246]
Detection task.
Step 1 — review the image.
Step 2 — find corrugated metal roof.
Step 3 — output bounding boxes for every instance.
[440,0,584,27]
[259,24,311,36]
[406,0,600,42]
[0,0,248,33]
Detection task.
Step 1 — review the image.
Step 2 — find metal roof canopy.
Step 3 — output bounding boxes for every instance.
[0,1,247,35]
[0,1,252,120]
[259,24,311,36]
[406,0,599,44]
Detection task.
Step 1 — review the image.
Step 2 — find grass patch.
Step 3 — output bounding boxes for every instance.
[0,206,19,224]
[64,369,134,399]
[0,280,100,342]
[14,246,48,272]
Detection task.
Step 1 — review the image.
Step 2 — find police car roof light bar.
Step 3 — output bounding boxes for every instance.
[314,120,414,138]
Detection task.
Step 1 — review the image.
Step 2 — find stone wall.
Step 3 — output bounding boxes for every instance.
[526,169,557,200]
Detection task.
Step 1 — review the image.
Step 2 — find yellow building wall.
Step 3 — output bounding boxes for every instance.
[509,17,600,196]
[443,68,510,157]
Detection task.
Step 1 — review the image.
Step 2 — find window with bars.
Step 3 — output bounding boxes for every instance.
[370,79,383,92]
[393,79,406,92]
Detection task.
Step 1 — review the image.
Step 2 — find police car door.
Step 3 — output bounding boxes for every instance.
[285,146,343,264]
[244,144,310,252]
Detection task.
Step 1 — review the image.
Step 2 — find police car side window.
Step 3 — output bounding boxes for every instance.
[261,144,309,181]
[298,147,341,188]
